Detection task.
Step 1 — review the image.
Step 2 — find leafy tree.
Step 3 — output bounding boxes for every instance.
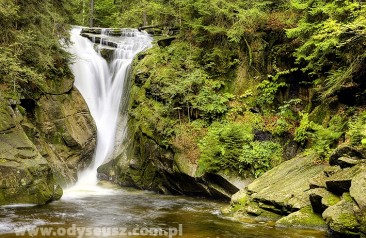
[0,0,74,101]
[287,0,366,100]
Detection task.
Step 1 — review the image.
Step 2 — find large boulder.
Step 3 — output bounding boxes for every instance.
[325,165,363,195]
[247,154,326,213]
[350,166,366,235]
[276,206,326,229]
[322,193,361,238]
[309,188,340,214]
[0,87,96,205]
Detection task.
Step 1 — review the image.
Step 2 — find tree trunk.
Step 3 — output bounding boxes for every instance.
[89,0,94,27]
[143,11,147,26]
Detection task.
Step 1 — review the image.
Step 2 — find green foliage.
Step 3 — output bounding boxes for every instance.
[295,112,345,158]
[287,0,366,99]
[0,0,74,101]
[239,141,282,178]
[198,121,283,177]
[347,111,366,147]
[198,122,253,174]
[256,78,287,106]
[271,117,292,136]
[192,86,233,121]
[294,112,311,146]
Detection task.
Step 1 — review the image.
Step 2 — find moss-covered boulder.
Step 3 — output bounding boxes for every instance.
[325,165,363,195]
[276,206,326,229]
[322,193,361,237]
[350,166,366,236]
[226,154,327,225]
[309,188,340,214]
[329,146,365,168]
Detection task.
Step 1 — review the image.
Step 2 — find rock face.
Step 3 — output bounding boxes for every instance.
[227,146,366,237]
[0,78,96,205]
[0,104,54,205]
[32,89,96,184]
[98,130,250,201]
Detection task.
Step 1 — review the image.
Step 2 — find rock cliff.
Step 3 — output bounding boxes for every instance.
[0,76,96,205]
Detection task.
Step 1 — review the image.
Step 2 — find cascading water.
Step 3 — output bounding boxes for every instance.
[66,27,152,190]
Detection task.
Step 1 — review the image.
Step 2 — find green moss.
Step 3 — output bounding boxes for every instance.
[276,206,326,229]
[322,192,341,207]
[342,193,354,203]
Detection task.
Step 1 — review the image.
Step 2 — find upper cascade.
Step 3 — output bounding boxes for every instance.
[66,27,152,190]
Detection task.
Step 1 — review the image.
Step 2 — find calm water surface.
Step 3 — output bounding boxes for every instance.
[0,185,328,238]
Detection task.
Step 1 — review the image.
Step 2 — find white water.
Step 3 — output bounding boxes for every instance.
[66,27,152,191]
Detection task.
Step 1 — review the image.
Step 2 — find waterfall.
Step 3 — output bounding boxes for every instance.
[66,27,152,189]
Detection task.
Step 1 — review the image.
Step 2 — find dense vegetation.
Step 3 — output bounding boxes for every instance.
[78,0,364,178]
[0,0,76,102]
[2,0,366,178]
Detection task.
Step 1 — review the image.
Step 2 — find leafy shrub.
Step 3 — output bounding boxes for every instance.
[198,121,283,177]
[295,113,344,158]
[198,122,253,174]
[256,76,287,106]
[347,111,366,147]
[294,112,311,146]
[239,141,282,178]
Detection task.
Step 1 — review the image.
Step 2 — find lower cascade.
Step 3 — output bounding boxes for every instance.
[67,27,152,189]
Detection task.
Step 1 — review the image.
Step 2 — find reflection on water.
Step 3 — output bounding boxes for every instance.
[0,184,328,238]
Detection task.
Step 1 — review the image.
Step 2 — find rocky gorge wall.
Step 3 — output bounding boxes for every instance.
[0,76,96,205]
[225,146,366,238]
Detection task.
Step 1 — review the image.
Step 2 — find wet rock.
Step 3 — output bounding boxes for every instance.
[203,173,240,195]
[253,130,272,141]
[336,157,361,169]
[0,106,59,205]
[323,193,361,238]
[309,172,328,189]
[329,146,364,167]
[276,206,326,229]
[81,27,102,34]
[99,48,114,63]
[325,165,363,195]
[99,128,245,201]
[0,106,15,132]
[52,184,63,201]
[157,37,176,48]
[245,202,263,216]
[31,89,96,184]
[350,166,366,210]
[324,166,342,177]
[309,188,340,214]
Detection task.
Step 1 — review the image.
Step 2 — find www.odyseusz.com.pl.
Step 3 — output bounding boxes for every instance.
[14,224,183,238]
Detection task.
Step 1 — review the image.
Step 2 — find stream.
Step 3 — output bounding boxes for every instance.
[0,184,328,238]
